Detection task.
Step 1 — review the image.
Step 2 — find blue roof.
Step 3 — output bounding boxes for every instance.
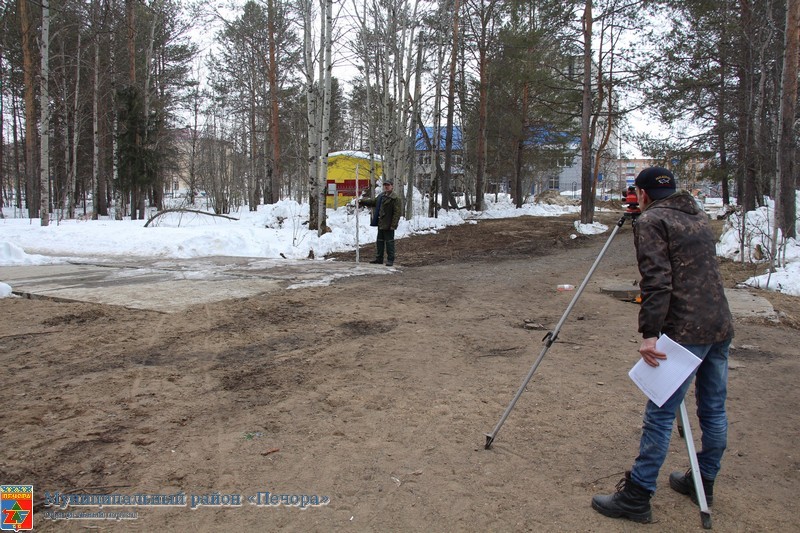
[524,127,577,147]
[414,125,575,151]
[415,126,463,151]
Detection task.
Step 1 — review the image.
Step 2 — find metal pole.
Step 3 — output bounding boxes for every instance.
[678,401,713,529]
[485,214,631,449]
[355,163,360,264]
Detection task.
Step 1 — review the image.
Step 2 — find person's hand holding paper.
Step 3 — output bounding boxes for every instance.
[639,337,667,367]
[628,334,702,407]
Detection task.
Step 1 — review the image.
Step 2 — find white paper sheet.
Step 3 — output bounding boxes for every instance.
[628,334,702,407]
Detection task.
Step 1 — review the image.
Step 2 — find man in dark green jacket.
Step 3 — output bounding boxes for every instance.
[359,179,401,266]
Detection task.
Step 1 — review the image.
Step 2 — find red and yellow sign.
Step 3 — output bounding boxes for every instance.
[1,485,33,531]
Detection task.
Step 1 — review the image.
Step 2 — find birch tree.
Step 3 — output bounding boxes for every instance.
[39,0,50,226]
[297,0,320,229]
[350,0,423,218]
[316,0,333,235]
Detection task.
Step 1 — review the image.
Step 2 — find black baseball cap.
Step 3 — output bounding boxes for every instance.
[635,167,676,200]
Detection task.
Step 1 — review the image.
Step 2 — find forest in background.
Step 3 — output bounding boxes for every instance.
[0,0,797,237]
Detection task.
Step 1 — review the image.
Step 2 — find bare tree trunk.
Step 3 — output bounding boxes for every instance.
[442,0,460,211]
[775,0,799,241]
[188,67,201,205]
[126,0,139,218]
[93,21,101,219]
[267,0,281,204]
[752,2,774,202]
[430,29,445,217]
[590,16,615,203]
[377,34,391,184]
[142,2,158,216]
[61,41,70,218]
[39,0,50,226]
[718,43,731,206]
[363,43,377,192]
[67,31,82,219]
[303,0,320,230]
[513,83,528,208]
[0,45,4,212]
[20,0,39,218]
[317,0,333,236]
[353,0,378,196]
[406,33,424,216]
[12,91,23,210]
[394,0,420,214]
[580,1,594,224]
[473,1,494,212]
[738,0,756,212]
[249,84,258,210]
[111,18,122,219]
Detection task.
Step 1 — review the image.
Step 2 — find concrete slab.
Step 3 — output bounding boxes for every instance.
[599,284,776,321]
[0,257,390,313]
[724,288,777,321]
[599,285,639,300]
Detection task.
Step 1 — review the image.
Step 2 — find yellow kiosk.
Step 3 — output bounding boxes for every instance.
[325,151,383,208]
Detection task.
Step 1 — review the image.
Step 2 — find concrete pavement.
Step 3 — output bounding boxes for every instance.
[2,258,776,320]
[0,257,391,313]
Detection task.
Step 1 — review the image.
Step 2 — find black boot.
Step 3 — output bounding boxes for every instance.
[591,471,653,523]
[369,258,383,264]
[669,469,714,505]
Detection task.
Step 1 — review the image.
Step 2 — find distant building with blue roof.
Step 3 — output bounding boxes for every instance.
[412,123,623,200]
[414,126,465,192]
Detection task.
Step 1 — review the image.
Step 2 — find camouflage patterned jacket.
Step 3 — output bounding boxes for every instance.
[634,190,734,344]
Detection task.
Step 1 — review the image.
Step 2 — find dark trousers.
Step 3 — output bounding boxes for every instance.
[375,229,395,262]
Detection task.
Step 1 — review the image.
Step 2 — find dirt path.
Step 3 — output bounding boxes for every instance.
[1,214,798,532]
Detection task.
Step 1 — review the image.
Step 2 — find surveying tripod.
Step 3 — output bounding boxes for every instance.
[483,210,714,529]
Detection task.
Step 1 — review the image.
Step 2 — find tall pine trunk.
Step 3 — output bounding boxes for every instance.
[775,0,799,240]
[738,0,757,212]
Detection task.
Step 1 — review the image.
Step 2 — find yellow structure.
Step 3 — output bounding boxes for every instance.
[325,151,383,208]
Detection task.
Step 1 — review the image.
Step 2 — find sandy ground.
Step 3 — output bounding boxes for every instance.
[1,213,798,532]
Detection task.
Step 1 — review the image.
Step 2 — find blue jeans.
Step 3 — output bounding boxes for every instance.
[630,339,731,493]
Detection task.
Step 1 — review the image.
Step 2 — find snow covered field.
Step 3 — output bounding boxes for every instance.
[2,191,798,297]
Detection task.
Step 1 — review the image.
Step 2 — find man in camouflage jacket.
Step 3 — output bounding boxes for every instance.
[359,179,401,266]
[592,167,734,523]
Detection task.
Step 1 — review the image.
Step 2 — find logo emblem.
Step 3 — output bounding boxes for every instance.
[1,486,33,531]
